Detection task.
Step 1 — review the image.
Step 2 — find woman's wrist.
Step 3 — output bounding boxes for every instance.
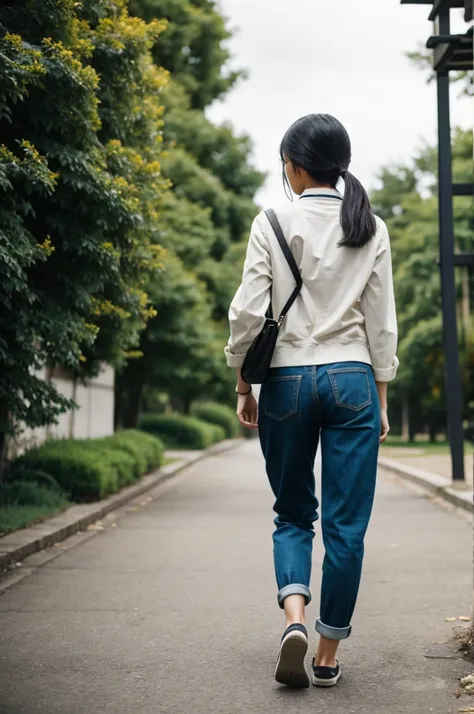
[376,381,388,409]
[236,368,250,392]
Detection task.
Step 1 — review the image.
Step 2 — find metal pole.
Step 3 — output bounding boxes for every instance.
[436,38,465,481]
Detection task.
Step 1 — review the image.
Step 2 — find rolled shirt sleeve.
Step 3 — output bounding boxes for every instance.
[225,215,272,368]
[361,221,399,382]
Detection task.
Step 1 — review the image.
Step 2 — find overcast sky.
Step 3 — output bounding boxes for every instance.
[207,0,472,206]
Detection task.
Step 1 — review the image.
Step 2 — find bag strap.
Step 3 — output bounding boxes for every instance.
[264,209,303,325]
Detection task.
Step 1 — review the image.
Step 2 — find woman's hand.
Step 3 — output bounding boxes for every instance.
[380,407,390,443]
[376,381,390,444]
[236,391,259,430]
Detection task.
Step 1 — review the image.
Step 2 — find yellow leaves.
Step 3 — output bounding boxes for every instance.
[42,37,100,92]
[79,354,87,362]
[91,298,131,321]
[36,237,55,256]
[0,144,19,165]
[125,350,144,360]
[4,32,23,48]
[95,13,167,53]
[83,323,100,337]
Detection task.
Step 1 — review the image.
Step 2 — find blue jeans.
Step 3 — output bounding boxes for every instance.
[258,363,380,640]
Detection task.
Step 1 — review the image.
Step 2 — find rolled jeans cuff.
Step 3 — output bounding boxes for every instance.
[277,584,312,609]
[316,618,352,640]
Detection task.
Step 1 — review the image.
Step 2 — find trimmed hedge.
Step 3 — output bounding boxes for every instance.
[139,414,225,449]
[190,402,240,439]
[11,430,165,502]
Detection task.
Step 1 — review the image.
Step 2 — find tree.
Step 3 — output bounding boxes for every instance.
[0,1,168,453]
[371,129,473,440]
[407,48,473,96]
[115,254,221,423]
[128,0,243,109]
[115,0,265,424]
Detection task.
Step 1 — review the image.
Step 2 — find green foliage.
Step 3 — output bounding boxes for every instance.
[0,480,69,535]
[13,442,119,500]
[0,1,169,437]
[190,401,240,438]
[105,429,164,472]
[371,128,473,438]
[10,429,165,500]
[139,413,225,448]
[115,1,264,423]
[0,480,67,508]
[407,48,473,96]
[129,0,243,109]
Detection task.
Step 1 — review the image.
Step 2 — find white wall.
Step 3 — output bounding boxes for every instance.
[9,365,115,457]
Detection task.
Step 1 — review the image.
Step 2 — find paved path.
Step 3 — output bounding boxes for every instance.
[0,440,472,714]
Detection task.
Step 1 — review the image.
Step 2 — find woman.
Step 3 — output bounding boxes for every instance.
[225,114,398,690]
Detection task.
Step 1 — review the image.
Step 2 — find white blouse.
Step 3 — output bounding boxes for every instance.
[225,188,399,382]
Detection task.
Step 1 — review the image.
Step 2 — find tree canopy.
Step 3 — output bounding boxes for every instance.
[0,0,168,437]
[371,128,473,439]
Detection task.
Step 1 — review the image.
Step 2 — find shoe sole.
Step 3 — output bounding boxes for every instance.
[312,670,341,687]
[274,632,310,689]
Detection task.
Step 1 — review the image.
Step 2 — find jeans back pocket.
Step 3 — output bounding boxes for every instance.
[263,375,302,421]
[327,367,371,411]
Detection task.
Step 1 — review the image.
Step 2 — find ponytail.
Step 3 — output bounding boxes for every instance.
[338,170,376,248]
[279,114,377,247]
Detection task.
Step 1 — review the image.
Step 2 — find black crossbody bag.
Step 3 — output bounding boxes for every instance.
[241,209,302,384]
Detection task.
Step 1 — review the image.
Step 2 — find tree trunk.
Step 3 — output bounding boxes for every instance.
[461,263,471,341]
[0,402,11,482]
[401,400,410,442]
[429,423,437,443]
[122,382,144,429]
[182,396,192,414]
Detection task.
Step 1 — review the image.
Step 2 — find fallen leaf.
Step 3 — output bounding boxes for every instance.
[458,616,471,622]
[446,617,457,622]
[111,523,117,528]
[87,524,104,531]
[458,708,474,712]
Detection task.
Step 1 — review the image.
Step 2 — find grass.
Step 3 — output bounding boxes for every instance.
[382,435,473,454]
[162,456,178,465]
[0,502,69,536]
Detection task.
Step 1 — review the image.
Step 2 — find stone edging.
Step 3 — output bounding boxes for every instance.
[378,455,473,514]
[0,438,243,571]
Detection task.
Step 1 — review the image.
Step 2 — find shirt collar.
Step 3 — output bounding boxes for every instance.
[299,187,342,199]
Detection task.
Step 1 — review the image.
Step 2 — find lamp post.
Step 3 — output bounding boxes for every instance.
[401,0,473,483]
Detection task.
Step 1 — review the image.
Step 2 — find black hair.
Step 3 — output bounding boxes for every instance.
[280,113,376,248]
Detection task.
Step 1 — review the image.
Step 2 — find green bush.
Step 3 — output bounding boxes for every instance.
[12,443,118,501]
[139,414,225,449]
[10,430,165,501]
[190,402,240,439]
[106,430,164,472]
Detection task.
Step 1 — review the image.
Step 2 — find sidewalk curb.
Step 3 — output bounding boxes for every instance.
[378,455,473,514]
[0,438,244,572]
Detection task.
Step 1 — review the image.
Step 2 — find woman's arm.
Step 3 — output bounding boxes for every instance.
[225,215,272,369]
[361,221,399,383]
[362,221,398,443]
[376,381,389,443]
